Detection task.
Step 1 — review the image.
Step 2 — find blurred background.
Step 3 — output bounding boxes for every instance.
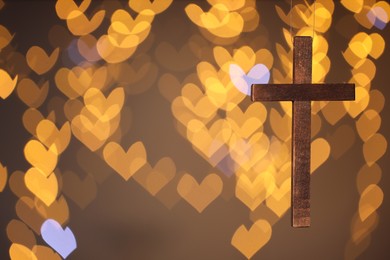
[0,0,389,259]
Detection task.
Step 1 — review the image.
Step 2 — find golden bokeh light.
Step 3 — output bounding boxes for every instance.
[0,0,388,259]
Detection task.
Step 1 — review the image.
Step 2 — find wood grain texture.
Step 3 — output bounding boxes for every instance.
[251,83,355,101]
[292,36,312,228]
[250,36,356,228]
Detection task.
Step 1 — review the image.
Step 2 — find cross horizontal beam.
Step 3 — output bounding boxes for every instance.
[251,83,355,101]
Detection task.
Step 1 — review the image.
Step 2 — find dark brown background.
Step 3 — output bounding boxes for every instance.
[0,1,389,259]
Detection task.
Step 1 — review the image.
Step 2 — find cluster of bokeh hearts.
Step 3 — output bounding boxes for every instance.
[0,0,388,259]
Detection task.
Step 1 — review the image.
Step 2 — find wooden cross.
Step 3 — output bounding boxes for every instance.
[251,36,355,227]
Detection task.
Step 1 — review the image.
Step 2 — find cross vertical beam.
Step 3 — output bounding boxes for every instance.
[292,36,312,227]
